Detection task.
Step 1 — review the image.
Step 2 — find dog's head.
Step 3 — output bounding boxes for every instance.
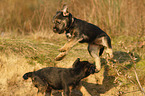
[53,5,73,34]
[73,58,96,77]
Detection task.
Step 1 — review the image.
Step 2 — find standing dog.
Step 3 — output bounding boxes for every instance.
[53,5,113,72]
[23,58,95,96]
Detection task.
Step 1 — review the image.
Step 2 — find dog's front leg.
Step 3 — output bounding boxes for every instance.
[55,37,83,61]
[75,82,91,96]
[80,86,91,96]
[59,37,83,52]
[63,86,71,96]
[37,92,44,96]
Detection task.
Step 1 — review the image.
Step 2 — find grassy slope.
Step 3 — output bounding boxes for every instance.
[0,31,144,96]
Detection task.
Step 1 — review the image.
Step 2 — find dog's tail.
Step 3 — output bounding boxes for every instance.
[23,72,33,80]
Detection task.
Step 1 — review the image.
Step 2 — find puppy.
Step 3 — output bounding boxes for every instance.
[53,5,113,72]
[23,58,96,96]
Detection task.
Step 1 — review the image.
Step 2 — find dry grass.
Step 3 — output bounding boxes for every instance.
[0,0,144,37]
[0,52,48,96]
[0,0,145,95]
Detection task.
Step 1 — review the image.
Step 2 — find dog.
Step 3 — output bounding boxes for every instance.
[23,58,96,96]
[53,5,113,72]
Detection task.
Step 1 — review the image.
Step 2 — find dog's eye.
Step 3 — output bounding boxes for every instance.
[56,21,60,24]
[55,20,61,24]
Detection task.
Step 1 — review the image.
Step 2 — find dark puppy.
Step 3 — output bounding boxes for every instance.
[53,5,113,72]
[23,58,95,96]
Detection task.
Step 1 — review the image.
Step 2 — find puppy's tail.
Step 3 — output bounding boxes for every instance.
[23,72,33,80]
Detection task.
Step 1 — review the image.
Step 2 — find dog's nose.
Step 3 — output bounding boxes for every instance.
[53,27,57,32]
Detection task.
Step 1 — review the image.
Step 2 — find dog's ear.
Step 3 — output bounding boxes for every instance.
[62,4,69,16]
[72,58,80,68]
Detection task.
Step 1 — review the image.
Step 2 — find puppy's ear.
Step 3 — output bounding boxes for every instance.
[62,4,69,16]
[72,58,80,68]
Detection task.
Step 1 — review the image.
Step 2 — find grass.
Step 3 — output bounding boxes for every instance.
[0,32,144,96]
[0,0,145,95]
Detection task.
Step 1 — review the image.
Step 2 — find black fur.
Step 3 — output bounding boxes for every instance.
[53,11,111,45]
[23,58,96,96]
[23,72,33,80]
[52,5,113,69]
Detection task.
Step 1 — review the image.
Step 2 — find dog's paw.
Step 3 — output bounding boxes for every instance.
[55,52,66,61]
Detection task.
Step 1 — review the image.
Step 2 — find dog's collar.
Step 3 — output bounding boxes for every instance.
[65,18,74,31]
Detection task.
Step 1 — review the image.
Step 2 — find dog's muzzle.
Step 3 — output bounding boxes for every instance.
[53,27,64,34]
[53,27,58,33]
[90,65,96,74]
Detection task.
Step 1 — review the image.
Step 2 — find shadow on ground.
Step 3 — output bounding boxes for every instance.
[81,66,115,96]
[52,51,140,96]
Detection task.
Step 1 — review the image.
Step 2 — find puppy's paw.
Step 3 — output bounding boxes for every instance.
[55,52,66,61]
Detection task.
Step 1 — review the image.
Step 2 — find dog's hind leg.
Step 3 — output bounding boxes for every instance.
[78,84,91,96]
[45,92,51,96]
[63,87,71,96]
[32,76,47,96]
[88,44,101,72]
[37,92,44,96]
[101,36,113,58]
[45,88,52,96]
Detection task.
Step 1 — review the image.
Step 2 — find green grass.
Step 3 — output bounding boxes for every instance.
[0,38,59,66]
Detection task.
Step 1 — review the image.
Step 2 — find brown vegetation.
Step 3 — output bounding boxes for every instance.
[0,0,145,96]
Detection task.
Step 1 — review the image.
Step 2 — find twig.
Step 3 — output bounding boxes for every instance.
[129,53,145,95]
[123,90,141,95]
[133,67,145,95]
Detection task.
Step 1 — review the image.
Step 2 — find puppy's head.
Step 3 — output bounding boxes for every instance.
[73,58,96,76]
[53,5,73,34]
